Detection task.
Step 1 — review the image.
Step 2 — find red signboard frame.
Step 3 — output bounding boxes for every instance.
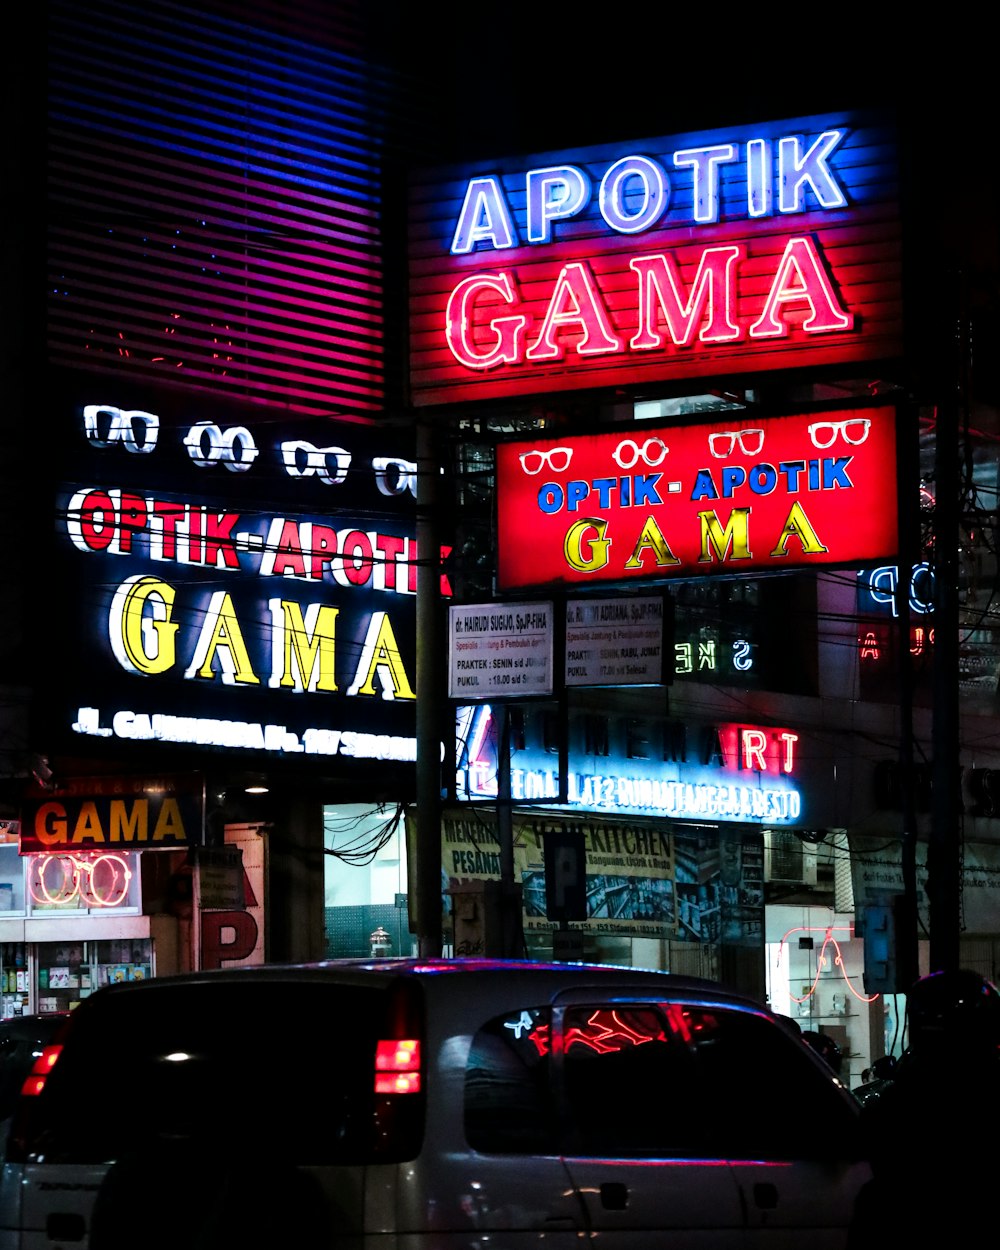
[496,404,899,590]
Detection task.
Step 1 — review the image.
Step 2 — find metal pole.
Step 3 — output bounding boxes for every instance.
[896,403,919,989]
[415,417,443,958]
[929,394,961,976]
[496,704,519,957]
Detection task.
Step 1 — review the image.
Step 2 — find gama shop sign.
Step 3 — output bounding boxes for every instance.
[496,404,898,590]
[38,379,434,771]
[19,775,204,854]
[408,110,901,405]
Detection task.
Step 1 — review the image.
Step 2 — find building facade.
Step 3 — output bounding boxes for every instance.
[4,3,1000,1091]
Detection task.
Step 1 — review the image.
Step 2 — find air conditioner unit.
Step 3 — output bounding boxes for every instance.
[764,830,818,886]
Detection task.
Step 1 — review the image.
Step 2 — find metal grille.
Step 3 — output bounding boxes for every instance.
[768,831,803,882]
[46,0,392,416]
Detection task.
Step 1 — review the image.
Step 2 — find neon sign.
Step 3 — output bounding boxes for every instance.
[496,406,898,589]
[455,705,802,822]
[778,925,880,1006]
[409,111,901,405]
[44,387,441,768]
[18,774,202,855]
[28,852,134,909]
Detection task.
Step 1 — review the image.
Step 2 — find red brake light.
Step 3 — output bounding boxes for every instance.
[20,1044,63,1096]
[374,1039,421,1094]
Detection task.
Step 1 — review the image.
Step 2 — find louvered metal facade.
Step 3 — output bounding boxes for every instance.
[46,0,398,417]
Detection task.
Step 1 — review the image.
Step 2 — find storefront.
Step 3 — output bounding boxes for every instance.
[0,822,181,1017]
[0,775,205,1016]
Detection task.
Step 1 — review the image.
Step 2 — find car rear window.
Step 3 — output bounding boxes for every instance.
[12,978,425,1165]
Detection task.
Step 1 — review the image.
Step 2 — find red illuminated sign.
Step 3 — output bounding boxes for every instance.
[19,774,203,854]
[713,724,798,774]
[409,111,901,405]
[496,405,898,589]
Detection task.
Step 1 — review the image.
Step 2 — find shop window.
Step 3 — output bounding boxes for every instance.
[0,844,25,912]
[26,851,142,915]
[36,939,153,1015]
[0,945,29,1017]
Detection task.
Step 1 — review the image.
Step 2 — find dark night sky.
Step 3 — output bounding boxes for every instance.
[398,6,998,288]
[406,7,978,160]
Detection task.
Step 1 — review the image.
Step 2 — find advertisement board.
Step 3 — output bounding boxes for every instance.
[409,110,901,405]
[496,404,899,589]
[33,375,437,778]
[448,602,554,698]
[18,773,203,853]
[418,807,764,944]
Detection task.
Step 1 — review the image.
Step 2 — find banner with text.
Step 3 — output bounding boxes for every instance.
[417,807,763,945]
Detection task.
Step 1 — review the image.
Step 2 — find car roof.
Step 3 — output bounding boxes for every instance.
[0,1013,70,1040]
[65,957,769,1013]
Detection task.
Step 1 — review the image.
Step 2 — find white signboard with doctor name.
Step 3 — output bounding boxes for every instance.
[449,602,553,699]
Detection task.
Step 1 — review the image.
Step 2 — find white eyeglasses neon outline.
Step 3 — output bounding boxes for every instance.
[707,428,765,458]
[518,447,573,475]
[807,418,871,449]
[612,437,669,470]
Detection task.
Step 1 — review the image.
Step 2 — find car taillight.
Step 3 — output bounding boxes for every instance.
[20,1044,63,1096]
[374,1039,421,1094]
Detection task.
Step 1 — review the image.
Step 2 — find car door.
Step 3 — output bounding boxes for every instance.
[681,1002,871,1250]
[415,1000,588,1250]
[550,989,745,1250]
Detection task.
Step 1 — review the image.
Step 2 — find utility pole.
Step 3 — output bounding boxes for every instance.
[415,417,443,958]
[927,282,966,977]
[895,403,919,989]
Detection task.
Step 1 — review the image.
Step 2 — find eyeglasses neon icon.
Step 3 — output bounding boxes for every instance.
[707,429,765,458]
[518,447,573,475]
[807,418,871,449]
[612,437,668,469]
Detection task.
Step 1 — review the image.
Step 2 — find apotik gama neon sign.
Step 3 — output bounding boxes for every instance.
[408,111,901,405]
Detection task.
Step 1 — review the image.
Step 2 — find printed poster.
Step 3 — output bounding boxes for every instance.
[423,807,763,946]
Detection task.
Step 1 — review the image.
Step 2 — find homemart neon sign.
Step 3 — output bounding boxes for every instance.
[509,769,801,822]
[409,111,901,405]
[457,706,802,821]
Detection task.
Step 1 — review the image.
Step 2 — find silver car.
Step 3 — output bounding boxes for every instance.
[0,958,870,1249]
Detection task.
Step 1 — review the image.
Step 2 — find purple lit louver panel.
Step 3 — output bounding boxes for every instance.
[47,0,392,416]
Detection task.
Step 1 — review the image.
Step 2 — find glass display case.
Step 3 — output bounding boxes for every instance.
[0,944,30,1018]
[35,939,153,1015]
